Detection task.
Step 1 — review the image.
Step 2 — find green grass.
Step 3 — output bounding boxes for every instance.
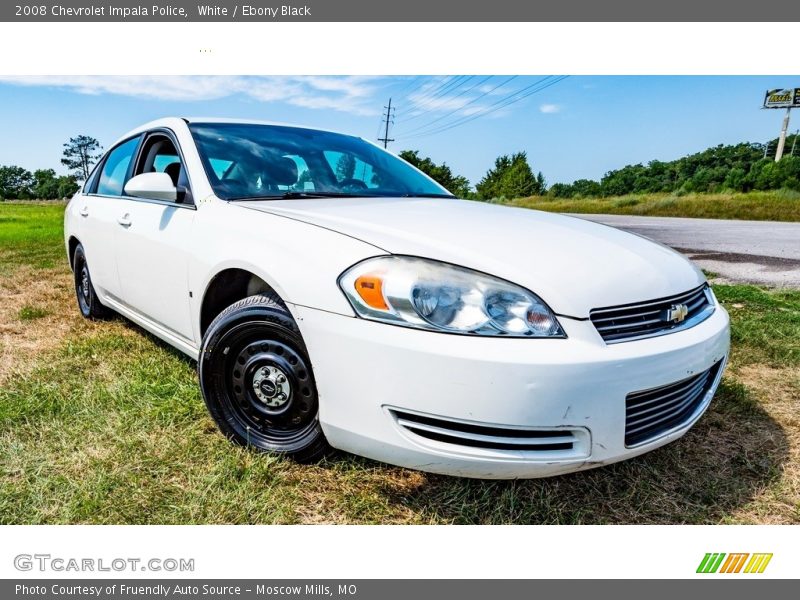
[0,324,793,524]
[714,285,800,367]
[0,200,798,524]
[508,190,800,222]
[0,200,67,274]
[17,305,50,321]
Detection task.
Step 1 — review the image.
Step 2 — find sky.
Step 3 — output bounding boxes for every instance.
[0,75,796,187]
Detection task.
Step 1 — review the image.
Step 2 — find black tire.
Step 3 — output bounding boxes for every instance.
[72,244,112,320]
[199,293,330,463]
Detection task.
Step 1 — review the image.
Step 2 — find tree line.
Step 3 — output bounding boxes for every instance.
[402,133,800,200]
[4,133,799,202]
[400,150,546,201]
[0,135,101,201]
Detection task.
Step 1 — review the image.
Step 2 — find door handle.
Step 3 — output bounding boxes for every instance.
[79,206,89,217]
[117,214,132,227]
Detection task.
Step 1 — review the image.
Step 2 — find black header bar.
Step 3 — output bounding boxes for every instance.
[3,579,799,600]
[4,0,800,22]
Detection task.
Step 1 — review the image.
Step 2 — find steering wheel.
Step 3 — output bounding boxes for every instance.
[338,178,368,193]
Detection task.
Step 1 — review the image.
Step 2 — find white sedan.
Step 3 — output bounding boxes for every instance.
[64,117,730,478]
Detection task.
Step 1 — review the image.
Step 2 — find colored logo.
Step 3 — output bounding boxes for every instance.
[696,553,773,574]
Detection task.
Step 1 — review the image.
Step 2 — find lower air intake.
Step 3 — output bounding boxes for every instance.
[390,409,582,453]
[625,360,723,447]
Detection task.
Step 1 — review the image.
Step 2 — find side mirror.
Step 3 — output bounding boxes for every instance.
[124,172,177,202]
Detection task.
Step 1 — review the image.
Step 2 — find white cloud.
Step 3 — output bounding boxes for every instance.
[539,103,562,114]
[405,77,496,120]
[0,75,383,116]
[476,83,512,96]
[408,91,472,112]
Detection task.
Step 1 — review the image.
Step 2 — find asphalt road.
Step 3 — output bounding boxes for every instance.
[568,214,800,288]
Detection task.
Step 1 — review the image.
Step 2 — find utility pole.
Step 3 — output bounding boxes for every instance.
[791,129,799,156]
[774,106,792,162]
[378,98,395,149]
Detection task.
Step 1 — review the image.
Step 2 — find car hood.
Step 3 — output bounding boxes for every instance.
[239,197,705,318]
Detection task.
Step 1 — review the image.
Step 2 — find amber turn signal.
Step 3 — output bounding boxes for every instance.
[354,275,389,310]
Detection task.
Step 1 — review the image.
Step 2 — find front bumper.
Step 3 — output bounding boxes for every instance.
[291,302,730,479]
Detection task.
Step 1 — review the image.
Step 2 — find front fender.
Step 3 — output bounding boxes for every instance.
[188,200,381,340]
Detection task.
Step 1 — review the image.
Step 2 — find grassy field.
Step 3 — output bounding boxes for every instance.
[508,190,800,222]
[1,201,798,524]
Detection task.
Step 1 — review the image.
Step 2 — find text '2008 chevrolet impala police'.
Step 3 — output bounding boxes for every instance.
[64,117,729,478]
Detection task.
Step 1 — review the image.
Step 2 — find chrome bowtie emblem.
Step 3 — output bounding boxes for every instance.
[664,303,689,323]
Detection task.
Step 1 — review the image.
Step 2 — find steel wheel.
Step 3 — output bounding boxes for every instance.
[72,244,111,319]
[199,294,329,461]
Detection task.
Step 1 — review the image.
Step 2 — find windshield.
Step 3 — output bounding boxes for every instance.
[189,123,453,200]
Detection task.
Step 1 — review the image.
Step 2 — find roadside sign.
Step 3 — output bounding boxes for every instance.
[763,88,800,109]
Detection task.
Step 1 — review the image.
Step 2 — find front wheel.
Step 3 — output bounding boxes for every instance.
[199,294,329,462]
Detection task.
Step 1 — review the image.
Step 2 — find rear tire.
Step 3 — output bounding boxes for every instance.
[199,293,330,463]
[72,244,112,320]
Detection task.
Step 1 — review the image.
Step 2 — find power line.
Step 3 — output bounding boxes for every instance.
[397,75,429,97]
[408,76,568,139]
[395,75,512,136]
[401,76,568,140]
[403,76,556,138]
[395,75,491,128]
[375,116,384,142]
[411,76,473,109]
[397,75,425,94]
[395,76,455,113]
[398,75,470,117]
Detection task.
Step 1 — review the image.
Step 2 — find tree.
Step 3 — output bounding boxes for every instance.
[335,154,356,181]
[723,167,747,191]
[547,182,574,198]
[30,169,80,199]
[33,169,61,199]
[536,171,547,195]
[476,152,545,200]
[56,175,80,198]
[398,150,471,198]
[571,179,602,197]
[0,165,34,200]
[476,154,510,200]
[775,155,800,190]
[544,141,775,197]
[61,135,102,181]
[748,159,780,191]
[295,169,313,190]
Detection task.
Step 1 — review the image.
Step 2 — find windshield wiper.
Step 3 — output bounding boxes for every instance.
[280,191,362,199]
[231,192,361,201]
[231,191,455,201]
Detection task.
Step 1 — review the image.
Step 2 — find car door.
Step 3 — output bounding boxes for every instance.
[113,130,197,343]
[77,135,142,301]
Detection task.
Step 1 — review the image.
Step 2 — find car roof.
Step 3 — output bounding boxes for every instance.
[111,117,361,148]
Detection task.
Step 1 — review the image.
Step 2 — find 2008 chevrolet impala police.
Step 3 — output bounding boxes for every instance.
[64,118,730,478]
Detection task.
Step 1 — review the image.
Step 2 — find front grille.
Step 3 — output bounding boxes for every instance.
[391,409,579,452]
[625,361,722,447]
[591,284,713,343]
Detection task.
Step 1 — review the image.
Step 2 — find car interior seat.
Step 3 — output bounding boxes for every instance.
[164,162,181,187]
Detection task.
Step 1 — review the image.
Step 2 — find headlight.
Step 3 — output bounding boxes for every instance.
[338,256,565,338]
